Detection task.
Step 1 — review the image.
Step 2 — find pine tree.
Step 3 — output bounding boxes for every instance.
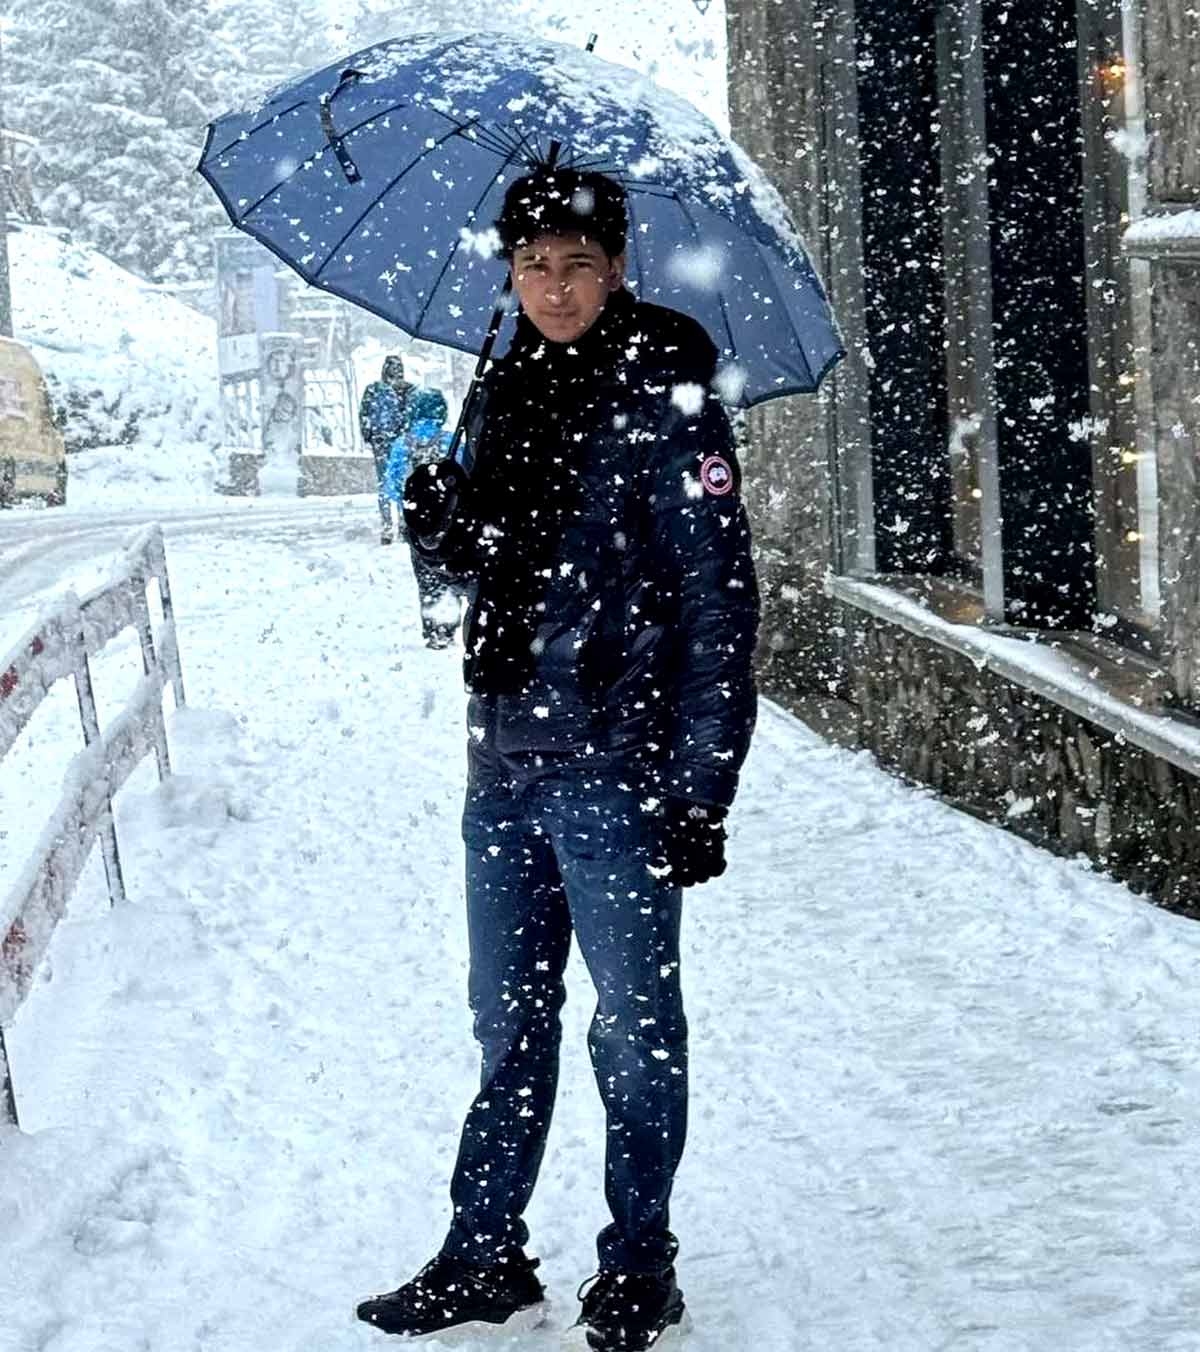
[210,0,333,110]
[6,0,225,282]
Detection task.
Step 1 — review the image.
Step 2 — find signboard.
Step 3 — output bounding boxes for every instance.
[258,332,304,494]
[0,375,27,422]
[215,232,280,379]
[217,334,260,380]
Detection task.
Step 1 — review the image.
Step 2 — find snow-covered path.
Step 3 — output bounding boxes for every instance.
[4,502,1200,1352]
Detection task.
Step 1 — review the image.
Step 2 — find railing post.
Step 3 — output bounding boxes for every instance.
[0,1027,18,1127]
[150,529,186,708]
[71,613,127,908]
[130,567,172,781]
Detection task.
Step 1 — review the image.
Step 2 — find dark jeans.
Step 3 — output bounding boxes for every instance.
[409,548,461,641]
[441,749,687,1273]
[371,444,390,527]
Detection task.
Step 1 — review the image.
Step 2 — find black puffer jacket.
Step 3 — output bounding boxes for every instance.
[417,288,759,809]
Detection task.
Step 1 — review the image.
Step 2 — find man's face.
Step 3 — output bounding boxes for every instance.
[510,234,625,345]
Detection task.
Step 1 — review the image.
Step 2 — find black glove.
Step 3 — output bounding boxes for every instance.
[660,798,727,888]
[403,458,465,545]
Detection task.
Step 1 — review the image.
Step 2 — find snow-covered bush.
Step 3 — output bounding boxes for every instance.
[5,0,226,284]
[10,224,221,458]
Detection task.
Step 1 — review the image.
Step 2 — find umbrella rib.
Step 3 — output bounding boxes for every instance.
[311,119,485,278]
[413,101,517,159]
[411,140,528,334]
[232,110,528,248]
[623,191,647,298]
[472,119,544,168]
[232,99,421,224]
[510,124,549,168]
[214,91,441,167]
[563,154,623,177]
[751,236,816,387]
[470,123,535,162]
[209,98,310,160]
[670,190,739,359]
[215,29,483,210]
[418,105,551,169]
[614,180,679,200]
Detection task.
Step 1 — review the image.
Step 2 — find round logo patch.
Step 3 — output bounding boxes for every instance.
[699,454,734,497]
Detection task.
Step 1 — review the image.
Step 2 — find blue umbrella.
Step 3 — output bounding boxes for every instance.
[198,30,843,410]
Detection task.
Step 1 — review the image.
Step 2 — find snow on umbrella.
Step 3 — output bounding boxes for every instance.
[198,29,844,409]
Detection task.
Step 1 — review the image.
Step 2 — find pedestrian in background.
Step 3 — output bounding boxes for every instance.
[359,355,413,544]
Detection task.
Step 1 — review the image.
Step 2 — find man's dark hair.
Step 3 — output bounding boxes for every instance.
[382,355,405,383]
[495,168,628,260]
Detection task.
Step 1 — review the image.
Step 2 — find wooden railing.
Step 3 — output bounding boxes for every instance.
[0,524,184,1125]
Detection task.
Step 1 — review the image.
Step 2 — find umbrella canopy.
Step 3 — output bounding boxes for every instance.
[198,30,844,408]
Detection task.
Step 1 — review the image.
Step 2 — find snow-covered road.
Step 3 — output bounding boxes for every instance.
[3,500,1200,1352]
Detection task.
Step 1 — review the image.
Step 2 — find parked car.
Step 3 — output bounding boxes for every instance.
[0,337,67,508]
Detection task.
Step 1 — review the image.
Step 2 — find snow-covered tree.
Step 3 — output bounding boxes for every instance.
[6,0,225,282]
[209,0,333,109]
[334,0,568,50]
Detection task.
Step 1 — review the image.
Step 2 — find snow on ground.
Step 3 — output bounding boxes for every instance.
[3,501,1200,1352]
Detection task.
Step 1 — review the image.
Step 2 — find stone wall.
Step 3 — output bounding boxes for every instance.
[1149,268,1200,704]
[812,603,1200,917]
[1136,0,1200,707]
[1143,0,1200,199]
[725,0,848,697]
[219,452,377,497]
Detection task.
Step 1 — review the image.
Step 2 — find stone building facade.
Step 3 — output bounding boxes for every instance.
[725,0,1200,912]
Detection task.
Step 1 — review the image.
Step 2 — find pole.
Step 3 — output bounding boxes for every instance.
[0,28,14,338]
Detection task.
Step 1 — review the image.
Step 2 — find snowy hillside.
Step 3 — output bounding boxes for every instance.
[9,224,223,502]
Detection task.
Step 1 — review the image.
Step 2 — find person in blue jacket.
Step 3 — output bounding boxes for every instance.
[378,417,413,545]
[359,355,413,543]
[358,168,760,1352]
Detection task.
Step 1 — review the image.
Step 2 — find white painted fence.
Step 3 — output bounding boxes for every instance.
[0,524,184,1126]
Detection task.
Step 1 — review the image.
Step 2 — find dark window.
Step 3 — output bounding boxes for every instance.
[850,0,1146,634]
[856,0,953,577]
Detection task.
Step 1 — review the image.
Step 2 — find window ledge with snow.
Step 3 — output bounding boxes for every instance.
[1122,208,1200,261]
[827,574,1200,781]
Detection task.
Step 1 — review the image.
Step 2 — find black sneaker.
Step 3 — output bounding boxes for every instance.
[357,1250,546,1339]
[575,1267,688,1351]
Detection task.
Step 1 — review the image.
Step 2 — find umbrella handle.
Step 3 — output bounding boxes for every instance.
[446,273,513,473]
[321,69,365,184]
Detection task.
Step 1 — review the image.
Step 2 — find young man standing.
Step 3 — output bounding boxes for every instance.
[357,168,759,1351]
